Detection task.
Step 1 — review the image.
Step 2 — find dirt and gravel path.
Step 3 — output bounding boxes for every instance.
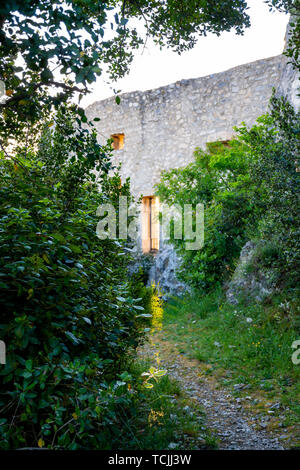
[139,338,285,450]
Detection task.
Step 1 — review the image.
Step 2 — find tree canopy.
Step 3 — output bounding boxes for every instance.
[0,0,296,138]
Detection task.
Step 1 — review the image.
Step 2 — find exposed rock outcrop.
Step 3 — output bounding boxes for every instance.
[226,241,277,305]
[147,243,188,297]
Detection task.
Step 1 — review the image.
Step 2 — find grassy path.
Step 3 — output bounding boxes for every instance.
[140,290,300,449]
[140,336,284,450]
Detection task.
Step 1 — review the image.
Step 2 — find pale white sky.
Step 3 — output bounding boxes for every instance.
[81,0,289,108]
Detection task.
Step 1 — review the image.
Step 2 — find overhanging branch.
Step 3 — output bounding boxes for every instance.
[0,81,88,108]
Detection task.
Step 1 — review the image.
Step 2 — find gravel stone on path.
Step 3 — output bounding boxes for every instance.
[139,341,285,450]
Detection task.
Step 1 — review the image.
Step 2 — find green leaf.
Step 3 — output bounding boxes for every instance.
[65,332,80,345]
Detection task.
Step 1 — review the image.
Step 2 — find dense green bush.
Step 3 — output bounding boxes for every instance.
[238,94,300,290]
[155,95,300,293]
[156,139,255,290]
[0,107,150,448]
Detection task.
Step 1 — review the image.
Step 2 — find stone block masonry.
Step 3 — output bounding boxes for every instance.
[86,55,287,199]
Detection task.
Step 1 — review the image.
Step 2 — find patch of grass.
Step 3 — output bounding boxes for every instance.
[167,291,222,320]
[161,290,300,447]
[115,360,215,450]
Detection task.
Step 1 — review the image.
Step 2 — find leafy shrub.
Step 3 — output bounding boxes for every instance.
[238,94,300,291]
[0,107,150,448]
[156,139,255,290]
[244,242,281,277]
[155,95,300,294]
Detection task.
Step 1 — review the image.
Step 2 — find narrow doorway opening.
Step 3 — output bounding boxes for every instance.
[141,196,160,254]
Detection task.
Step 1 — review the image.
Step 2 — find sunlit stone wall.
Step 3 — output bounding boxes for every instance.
[278,18,300,112]
[86,54,286,199]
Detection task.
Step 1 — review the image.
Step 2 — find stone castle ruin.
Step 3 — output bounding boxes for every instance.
[86,33,299,293]
[87,55,288,199]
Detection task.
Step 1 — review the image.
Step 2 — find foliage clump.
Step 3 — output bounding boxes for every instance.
[155,95,300,295]
[0,107,150,449]
[156,139,254,290]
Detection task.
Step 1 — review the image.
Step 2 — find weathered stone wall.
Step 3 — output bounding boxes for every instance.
[277,18,300,111]
[86,55,286,198]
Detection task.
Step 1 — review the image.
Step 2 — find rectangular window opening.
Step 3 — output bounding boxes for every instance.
[111,133,125,150]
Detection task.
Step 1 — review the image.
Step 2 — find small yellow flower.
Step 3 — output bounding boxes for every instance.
[38,438,45,448]
[148,409,164,427]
